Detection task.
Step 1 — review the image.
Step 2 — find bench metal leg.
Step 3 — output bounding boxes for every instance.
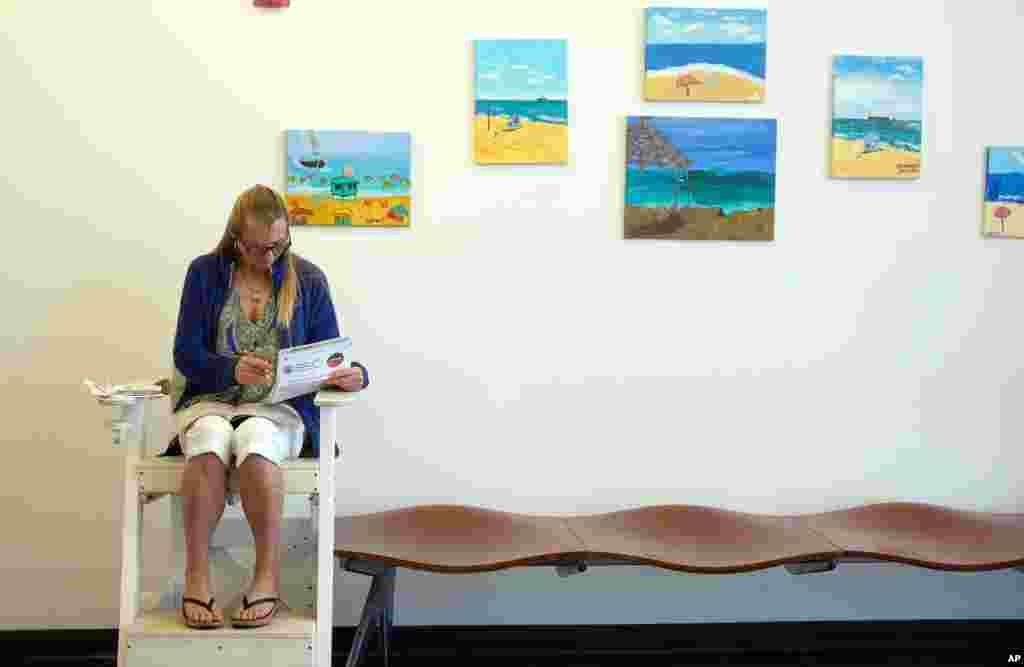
[555,561,588,577]
[342,561,396,667]
[784,560,837,575]
[377,571,394,666]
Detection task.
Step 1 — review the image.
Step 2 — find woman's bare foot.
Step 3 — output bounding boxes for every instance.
[182,573,223,626]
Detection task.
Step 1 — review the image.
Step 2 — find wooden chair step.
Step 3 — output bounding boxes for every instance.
[134,457,325,495]
[122,608,316,667]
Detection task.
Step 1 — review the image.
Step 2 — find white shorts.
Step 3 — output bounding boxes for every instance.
[181,415,297,468]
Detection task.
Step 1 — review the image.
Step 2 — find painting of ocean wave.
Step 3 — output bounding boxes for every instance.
[625,116,777,241]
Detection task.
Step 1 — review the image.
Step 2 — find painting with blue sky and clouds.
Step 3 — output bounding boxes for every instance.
[831,55,923,179]
[644,8,766,102]
[984,147,1024,237]
[473,39,568,164]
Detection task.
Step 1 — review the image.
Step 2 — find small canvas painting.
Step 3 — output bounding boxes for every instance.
[473,39,568,165]
[984,147,1024,238]
[643,8,767,103]
[625,116,777,241]
[831,56,922,179]
[285,130,411,227]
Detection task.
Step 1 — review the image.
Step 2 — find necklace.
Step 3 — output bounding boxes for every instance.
[237,271,271,304]
[244,283,268,303]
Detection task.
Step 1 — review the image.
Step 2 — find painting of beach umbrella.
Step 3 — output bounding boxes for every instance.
[831,56,923,179]
[625,116,776,241]
[993,206,1012,234]
[644,8,766,103]
[983,147,1024,237]
[627,118,693,209]
[473,39,569,164]
[285,130,411,227]
[675,72,703,97]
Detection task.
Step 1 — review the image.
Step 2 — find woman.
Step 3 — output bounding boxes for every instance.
[169,184,368,629]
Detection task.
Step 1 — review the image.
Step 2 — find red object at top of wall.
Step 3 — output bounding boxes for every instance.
[254,0,290,7]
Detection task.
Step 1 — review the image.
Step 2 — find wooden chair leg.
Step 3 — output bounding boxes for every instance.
[117,456,143,666]
[315,406,338,667]
[166,494,186,609]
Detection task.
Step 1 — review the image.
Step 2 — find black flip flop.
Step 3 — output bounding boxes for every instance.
[231,594,285,628]
[181,596,224,629]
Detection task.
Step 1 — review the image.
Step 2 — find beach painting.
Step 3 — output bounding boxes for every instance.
[285,130,411,227]
[831,56,923,179]
[643,8,766,103]
[984,147,1024,238]
[473,39,568,165]
[625,116,777,241]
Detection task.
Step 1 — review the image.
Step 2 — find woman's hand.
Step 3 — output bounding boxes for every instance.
[235,354,273,385]
[325,367,363,392]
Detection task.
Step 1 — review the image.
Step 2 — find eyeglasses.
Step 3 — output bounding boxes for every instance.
[233,231,291,257]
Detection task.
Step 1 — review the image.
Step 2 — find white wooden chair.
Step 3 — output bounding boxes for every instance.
[95,384,359,667]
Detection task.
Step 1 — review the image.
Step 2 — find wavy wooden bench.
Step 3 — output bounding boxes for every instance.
[334,503,1024,667]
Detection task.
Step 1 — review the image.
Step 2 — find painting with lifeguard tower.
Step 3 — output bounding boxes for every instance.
[285,130,411,227]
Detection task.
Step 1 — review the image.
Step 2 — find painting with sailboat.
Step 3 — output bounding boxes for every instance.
[285,130,411,227]
[474,39,568,164]
[984,147,1024,238]
[831,56,922,179]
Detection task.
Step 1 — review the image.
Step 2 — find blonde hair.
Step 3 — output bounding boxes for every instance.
[214,184,299,330]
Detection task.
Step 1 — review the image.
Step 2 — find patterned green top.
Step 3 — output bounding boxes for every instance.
[172,283,280,409]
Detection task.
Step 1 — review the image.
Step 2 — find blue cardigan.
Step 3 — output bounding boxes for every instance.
[172,251,368,458]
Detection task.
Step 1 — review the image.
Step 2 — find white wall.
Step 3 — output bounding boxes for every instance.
[2,0,1022,629]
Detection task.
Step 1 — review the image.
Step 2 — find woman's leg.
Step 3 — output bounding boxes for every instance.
[179,416,232,624]
[232,417,288,621]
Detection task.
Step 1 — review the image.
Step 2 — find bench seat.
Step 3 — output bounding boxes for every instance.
[334,502,1024,573]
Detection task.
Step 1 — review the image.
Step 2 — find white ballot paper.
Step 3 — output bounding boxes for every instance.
[84,379,164,400]
[263,336,353,404]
